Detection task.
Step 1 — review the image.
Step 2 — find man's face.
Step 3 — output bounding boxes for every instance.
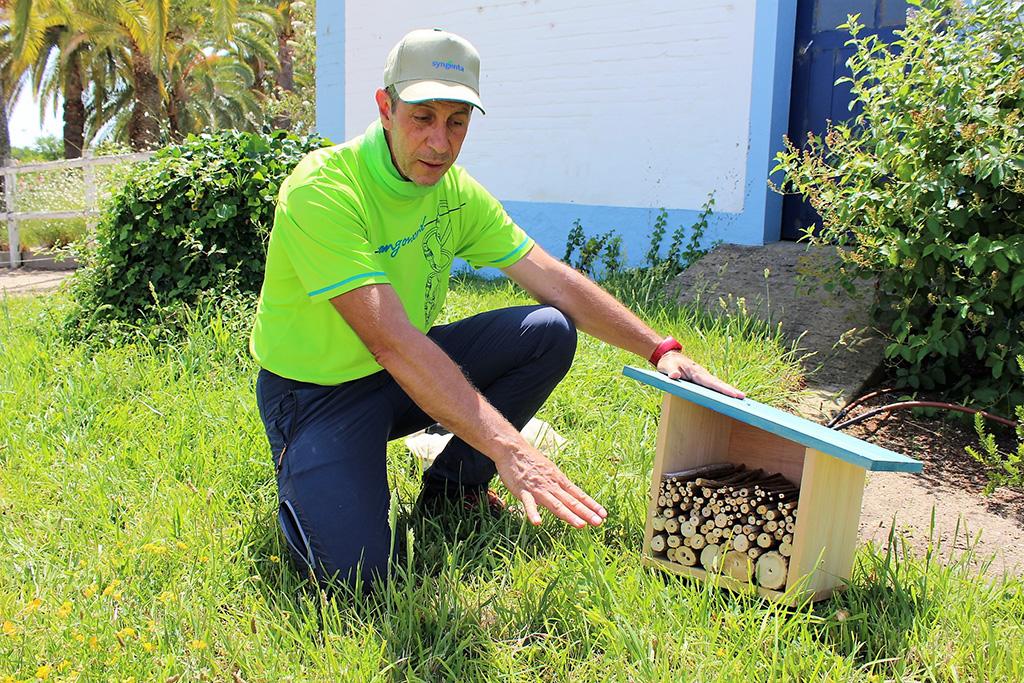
[375,89,472,186]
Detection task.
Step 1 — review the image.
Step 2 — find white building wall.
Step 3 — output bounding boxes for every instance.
[341,1,757,213]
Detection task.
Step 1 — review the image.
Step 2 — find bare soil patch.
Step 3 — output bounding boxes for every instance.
[842,393,1024,576]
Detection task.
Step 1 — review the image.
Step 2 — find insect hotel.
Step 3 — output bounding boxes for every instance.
[623,366,923,604]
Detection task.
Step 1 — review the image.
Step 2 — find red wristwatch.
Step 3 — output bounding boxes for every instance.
[649,336,683,367]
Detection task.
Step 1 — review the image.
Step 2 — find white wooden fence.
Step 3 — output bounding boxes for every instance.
[2,152,153,268]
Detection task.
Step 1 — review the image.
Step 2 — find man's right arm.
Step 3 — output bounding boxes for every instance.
[330,284,606,528]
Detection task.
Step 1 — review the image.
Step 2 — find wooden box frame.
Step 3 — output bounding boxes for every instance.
[624,367,922,604]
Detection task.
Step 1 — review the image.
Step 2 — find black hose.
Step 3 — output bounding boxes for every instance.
[831,400,1019,431]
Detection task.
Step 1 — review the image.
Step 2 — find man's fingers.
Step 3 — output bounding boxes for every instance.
[535,490,588,528]
[552,486,604,526]
[520,490,542,526]
[697,372,746,399]
[557,478,607,520]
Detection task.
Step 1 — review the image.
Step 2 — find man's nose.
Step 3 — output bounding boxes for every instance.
[425,122,449,155]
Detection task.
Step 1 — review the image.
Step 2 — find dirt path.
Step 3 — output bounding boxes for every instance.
[0,268,73,296]
[860,471,1024,576]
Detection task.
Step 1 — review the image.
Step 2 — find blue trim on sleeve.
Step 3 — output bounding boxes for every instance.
[489,238,531,265]
[308,271,386,297]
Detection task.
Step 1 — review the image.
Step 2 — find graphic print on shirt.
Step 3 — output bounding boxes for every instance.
[422,200,464,323]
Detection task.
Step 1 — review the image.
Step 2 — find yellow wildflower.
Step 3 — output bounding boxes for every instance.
[1,675,13,683]
[71,631,85,643]
[82,585,97,599]
[35,664,52,680]
[101,580,119,598]
[141,543,167,556]
[156,591,176,605]
[57,660,70,673]
[87,636,99,651]
[2,621,16,636]
[141,640,155,653]
[269,555,280,564]
[190,639,207,651]
[56,601,73,619]
[25,598,42,613]
[176,542,188,550]
[115,627,136,642]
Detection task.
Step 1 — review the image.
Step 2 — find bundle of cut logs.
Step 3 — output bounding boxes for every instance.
[649,462,798,590]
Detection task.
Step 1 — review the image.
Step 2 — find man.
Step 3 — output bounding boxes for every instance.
[251,28,744,588]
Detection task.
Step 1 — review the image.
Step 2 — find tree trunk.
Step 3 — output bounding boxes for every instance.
[271,3,295,130]
[0,74,10,164]
[127,43,162,150]
[62,53,85,158]
[167,76,188,142]
[1,73,10,220]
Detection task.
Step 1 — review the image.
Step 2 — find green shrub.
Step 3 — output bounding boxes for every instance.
[772,0,1024,410]
[65,129,331,340]
[966,356,1024,493]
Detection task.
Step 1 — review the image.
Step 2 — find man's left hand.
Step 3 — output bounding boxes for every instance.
[657,351,746,399]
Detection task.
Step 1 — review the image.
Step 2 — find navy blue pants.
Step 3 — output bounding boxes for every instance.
[255,305,577,588]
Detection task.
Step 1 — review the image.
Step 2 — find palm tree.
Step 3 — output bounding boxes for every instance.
[6,0,91,157]
[10,0,286,151]
[165,45,264,139]
[161,1,278,140]
[271,0,295,130]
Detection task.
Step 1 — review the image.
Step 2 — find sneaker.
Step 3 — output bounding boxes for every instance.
[414,478,510,520]
[461,488,509,517]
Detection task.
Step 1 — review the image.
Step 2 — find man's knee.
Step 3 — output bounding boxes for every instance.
[524,306,577,362]
[278,494,392,592]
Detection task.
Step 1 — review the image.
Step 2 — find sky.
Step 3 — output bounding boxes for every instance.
[8,89,63,148]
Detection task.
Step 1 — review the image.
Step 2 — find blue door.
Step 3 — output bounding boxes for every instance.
[781,0,908,240]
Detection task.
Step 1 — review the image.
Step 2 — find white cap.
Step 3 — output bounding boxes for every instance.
[383,28,485,113]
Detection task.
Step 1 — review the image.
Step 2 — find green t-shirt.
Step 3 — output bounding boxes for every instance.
[250,120,534,385]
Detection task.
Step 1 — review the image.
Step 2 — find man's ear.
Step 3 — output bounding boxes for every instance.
[375,89,393,131]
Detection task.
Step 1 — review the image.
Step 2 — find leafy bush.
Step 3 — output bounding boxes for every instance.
[65,129,331,340]
[772,0,1024,410]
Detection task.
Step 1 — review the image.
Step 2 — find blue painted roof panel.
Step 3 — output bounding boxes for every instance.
[623,366,923,473]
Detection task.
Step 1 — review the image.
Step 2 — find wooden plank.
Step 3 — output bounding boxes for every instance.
[4,168,18,269]
[5,152,153,174]
[84,152,98,231]
[786,447,866,600]
[623,366,922,473]
[726,421,805,485]
[4,210,95,222]
[644,554,840,604]
[642,555,787,602]
[644,394,734,556]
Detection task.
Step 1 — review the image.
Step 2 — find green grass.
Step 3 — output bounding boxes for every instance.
[1,279,1022,682]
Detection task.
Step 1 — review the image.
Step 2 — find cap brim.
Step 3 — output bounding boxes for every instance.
[395,80,485,114]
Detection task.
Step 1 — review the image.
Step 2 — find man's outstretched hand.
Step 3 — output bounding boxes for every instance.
[657,351,746,400]
[495,446,607,528]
